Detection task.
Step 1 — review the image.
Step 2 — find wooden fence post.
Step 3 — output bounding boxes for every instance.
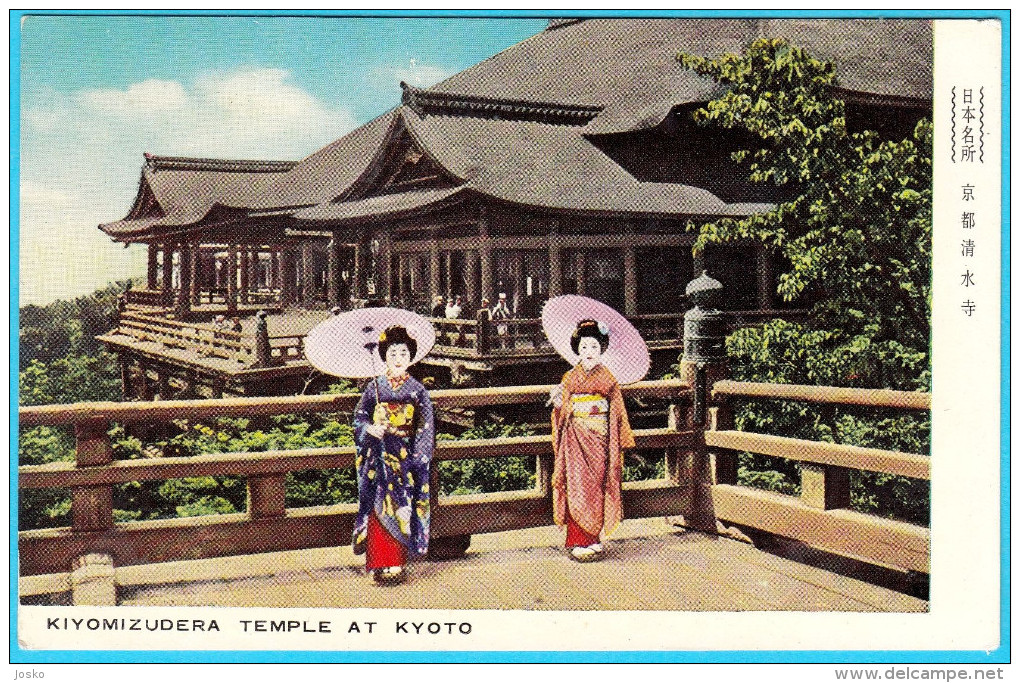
[251,310,273,368]
[247,475,287,518]
[427,459,470,560]
[708,403,737,485]
[72,420,115,534]
[475,310,490,354]
[677,272,730,533]
[800,465,852,510]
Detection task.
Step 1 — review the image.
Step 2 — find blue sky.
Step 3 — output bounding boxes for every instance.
[17,15,546,304]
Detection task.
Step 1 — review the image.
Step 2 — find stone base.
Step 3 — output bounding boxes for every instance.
[71,553,116,606]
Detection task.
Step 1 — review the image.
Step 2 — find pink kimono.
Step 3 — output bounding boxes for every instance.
[551,363,635,544]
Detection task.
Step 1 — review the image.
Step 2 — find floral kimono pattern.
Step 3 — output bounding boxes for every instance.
[352,375,435,557]
[550,363,635,538]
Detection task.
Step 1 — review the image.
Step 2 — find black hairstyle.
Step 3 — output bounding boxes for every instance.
[377,325,418,362]
[570,319,610,355]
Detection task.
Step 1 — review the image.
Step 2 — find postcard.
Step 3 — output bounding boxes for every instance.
[11,11,1008,664]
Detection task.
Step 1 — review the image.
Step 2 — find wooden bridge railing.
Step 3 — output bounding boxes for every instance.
[117,312,252,362]
[17,380,695,577]
[702,380,930,575]
[124,288,171,308]
[18,376,931,592]
[430,309,807,358]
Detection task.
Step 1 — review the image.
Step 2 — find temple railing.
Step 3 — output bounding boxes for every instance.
[430,309,807,358]
[17,380,694,577]
[115,312,252,363]
[268,334,305,361]
[17,378,930,582]
[124,288,170,308]
[110,307,808,368]
[703,380,930,574]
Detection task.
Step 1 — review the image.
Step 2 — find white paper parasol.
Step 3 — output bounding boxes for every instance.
[541,295,650,385]
[304,307,436,379]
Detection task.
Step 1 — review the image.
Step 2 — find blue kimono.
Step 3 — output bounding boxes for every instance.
[352,375,435,557]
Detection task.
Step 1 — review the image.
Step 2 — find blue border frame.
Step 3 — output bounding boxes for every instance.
[9,8,1011,665]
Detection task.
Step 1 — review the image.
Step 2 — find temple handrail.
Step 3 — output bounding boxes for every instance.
[17,380,695,576]
[18,379,691,426]
[18,377,932,578]
[712,380,931,410]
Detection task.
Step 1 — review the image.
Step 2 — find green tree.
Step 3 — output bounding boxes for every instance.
[677,40,931,523]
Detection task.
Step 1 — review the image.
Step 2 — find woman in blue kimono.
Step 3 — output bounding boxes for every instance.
[352,325,435,584]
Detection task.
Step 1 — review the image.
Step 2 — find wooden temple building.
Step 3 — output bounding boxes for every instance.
[97,18,932,399]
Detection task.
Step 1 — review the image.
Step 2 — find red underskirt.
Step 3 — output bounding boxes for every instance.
[366,513,407,570]
[565,510,600,548]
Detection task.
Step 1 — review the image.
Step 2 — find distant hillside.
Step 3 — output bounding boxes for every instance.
[19,281,131,370]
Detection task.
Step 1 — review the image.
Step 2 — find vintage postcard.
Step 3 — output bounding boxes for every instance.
[11,11,1007,664]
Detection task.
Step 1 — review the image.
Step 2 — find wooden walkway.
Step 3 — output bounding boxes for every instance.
[23,518,927,612]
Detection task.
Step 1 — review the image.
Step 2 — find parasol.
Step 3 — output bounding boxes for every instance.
[304,307,436,379]
[541,295,650,385]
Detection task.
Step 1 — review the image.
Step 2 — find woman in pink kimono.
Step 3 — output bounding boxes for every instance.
[549,319,635,562]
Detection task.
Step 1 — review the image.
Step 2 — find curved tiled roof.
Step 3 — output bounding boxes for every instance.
[432,18,931,134]
[100,19,932,239]
[100,155,297,239]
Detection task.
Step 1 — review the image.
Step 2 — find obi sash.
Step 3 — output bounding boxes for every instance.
[373,401,416,439]
[569,393,609,436]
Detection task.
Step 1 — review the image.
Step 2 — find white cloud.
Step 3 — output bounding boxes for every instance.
[19,68,359,305]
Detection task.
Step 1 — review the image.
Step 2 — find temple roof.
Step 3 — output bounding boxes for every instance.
[100,154,297,240]
[433,18,932,134]
[101,19,932,241]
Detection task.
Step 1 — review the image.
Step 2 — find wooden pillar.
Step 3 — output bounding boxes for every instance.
[394,251,404,300]
[444,251,453,296]
[548,231,563,298]
[301,242,315,303]
[574,251,586,296]
[147,243,158,289]
[157,369,172,400]
[72,421,114,532]
[756,245,774,311]
[623,246,638,316]
[281,247,295,305]
[226,244,238,314]
[479,210,493,300]
[465,250,478,307]
[327,237,341,306]
[429,239,441,304]
[247,476,287,518]
[137,361,153,401]
[161,242,174,292]
[175,242,192,317]
[272,248,282,294]
[381,234,394,301]
[189,242,200,305]
[239,246,250,304]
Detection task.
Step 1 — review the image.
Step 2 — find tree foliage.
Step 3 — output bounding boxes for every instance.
[678,40,931,523]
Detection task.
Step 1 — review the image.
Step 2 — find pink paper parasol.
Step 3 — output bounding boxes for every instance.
[304,307,436,379]
[541,295,650,385]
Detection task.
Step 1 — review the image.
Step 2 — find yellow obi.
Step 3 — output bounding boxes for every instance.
[569,393,609,435]
[373,402,416,438]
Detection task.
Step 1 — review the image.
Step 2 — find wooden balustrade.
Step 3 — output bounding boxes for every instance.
[17,380,695,576]
[703,381,931,574]
[124,289,171,308]
[269,335,305,361]
[430,317,479,351]
[116,313,252,362]
[17,378,931,579]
